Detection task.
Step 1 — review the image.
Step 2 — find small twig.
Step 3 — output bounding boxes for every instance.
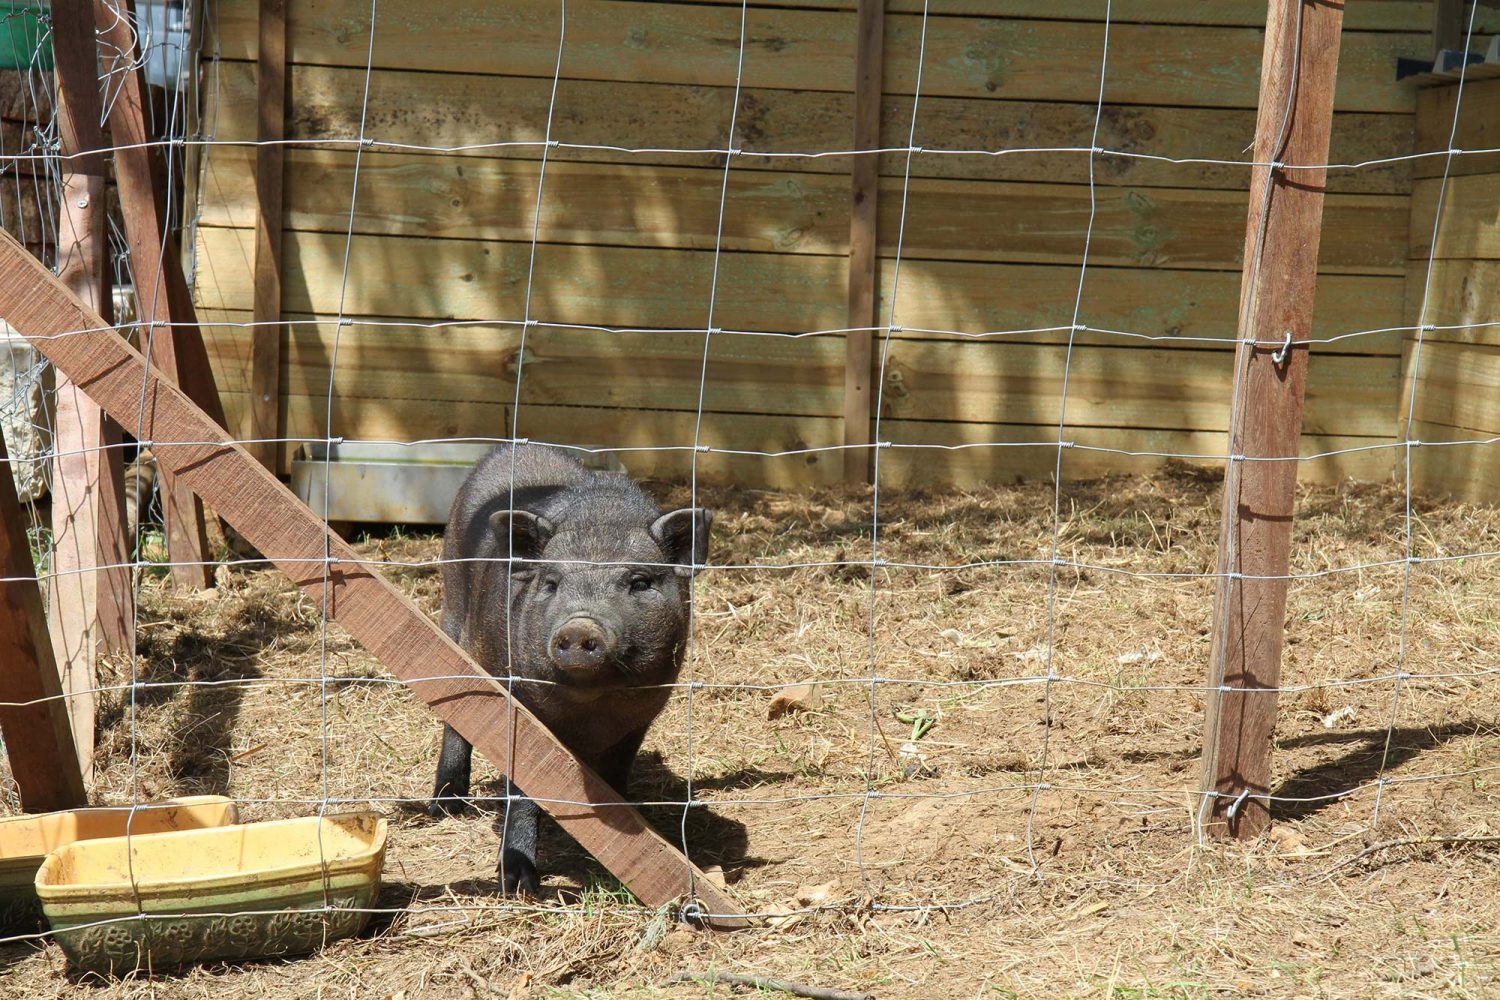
[664,970,874,1000]
[455,956,501,995]
[1321,833,1500,879]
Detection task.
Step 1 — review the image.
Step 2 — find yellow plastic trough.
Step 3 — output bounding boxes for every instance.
[0,796,237,936]
[35,812,387,975]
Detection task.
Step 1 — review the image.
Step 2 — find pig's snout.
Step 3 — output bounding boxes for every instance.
[549,617,616,673]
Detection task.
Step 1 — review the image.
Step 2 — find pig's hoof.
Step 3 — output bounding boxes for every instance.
[500,859,539,898]
[426,795,471,818]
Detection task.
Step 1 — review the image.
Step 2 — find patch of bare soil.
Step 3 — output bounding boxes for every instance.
[3,463,1499,998]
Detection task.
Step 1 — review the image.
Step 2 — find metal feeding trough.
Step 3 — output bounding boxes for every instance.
[289,441,627,525]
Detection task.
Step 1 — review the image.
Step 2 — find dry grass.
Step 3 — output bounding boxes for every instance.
[4,463,1500,998]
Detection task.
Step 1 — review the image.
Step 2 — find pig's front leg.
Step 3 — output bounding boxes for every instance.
[495,779,541,896]
[428,723,474,816]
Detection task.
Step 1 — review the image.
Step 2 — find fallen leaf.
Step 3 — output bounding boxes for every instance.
[765,904,806,930]
[700,865,727,890]
[1321,705,1356,729]
[795,881,837,907]
[768,683,822,719]
[1069,900,1110,921]
[1267,825,1318,857]
[506,972,534,1000]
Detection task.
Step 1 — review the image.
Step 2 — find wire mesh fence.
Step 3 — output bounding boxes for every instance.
[0,0,1498,994]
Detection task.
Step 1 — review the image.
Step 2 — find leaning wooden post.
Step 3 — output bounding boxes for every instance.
[1199,0,1344,840]
[0,227,747,927]
[0,433,88,813]
[95,0,219,589]
[50,0,134,774]
[250,0,287,472]
[842,0,883,484]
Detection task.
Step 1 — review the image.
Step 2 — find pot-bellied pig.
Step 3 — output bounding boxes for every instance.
[428,443,711,895]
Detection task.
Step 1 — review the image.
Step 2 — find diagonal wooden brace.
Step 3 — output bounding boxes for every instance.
[0,228,747,927]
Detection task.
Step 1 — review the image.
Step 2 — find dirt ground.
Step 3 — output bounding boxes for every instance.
[3,462,1499,999]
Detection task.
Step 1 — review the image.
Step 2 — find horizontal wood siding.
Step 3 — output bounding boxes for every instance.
[1403,77,1500,500]
[191,0,1438,489]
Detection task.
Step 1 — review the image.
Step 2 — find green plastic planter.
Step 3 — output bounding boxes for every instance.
[0,797,238,937]
[35,812,388,975]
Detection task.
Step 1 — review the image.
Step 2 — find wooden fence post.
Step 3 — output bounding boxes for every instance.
[251,0,286,472]
[50,0,134,775]
[1434,0,1463,53]
[1199,0,1344,840]
[0,228,747,926]
[842,0,883,484]
[95,0,222,589]
[0,432,88,813]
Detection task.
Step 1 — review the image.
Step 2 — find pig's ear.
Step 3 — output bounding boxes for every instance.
[488,509,555,568]
[650,508,713,574]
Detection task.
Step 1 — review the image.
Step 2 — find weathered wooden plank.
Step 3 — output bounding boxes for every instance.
[842,0,883,484]
[207,389,1399,487]
[208,0,1421,112]
[189,314,1400,437]
[1410,174,1500,260]
[195,151,1410,274]
[97,0,214,590]
[0,432,88,813]
[1401,259,1500,346]
[204,59,1415,194]
[251,0,287,470]
[624,0,1481,33]
[1405,418,1500,500]
[1414,78,1500,179]
[0,69,52,123]
[0,174,49,246]
[1403,340,1500,434]
[1434,0,1464,51]
[193,227,1407,347]
[1201,0,1344,841]
[0,226,748,927]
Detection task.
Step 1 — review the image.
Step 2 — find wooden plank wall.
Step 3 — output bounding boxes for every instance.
[189,0,1474,490]
[1404,74,1500,500]
[0,71,56,262]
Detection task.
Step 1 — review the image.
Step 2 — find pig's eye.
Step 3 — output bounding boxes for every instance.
[629,575,653,593]
[541,578,560,595]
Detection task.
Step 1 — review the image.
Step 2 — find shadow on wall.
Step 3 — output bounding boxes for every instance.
[195,2,1421,490]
